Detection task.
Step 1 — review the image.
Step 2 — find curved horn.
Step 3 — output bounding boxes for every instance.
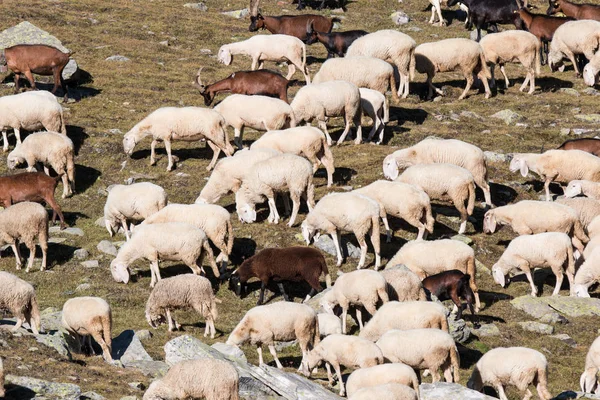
[306,20,313,33]
[196,67,204,87]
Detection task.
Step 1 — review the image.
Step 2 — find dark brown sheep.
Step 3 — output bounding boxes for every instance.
[422,270,475,320]
[557,138,600,157]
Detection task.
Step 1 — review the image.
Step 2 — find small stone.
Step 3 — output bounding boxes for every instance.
[183,2,207,11]
[97,240,118,256]
[460,110,484,120]
[199,49,212,54]
[221,8,249,18]
[29,347,39,352]
[48,237,67,244]
[105,55,131,62]
[340,185,353,191]
[120,397,138,400]
[484,151,508,163]
[451,234,473,245]
[159,40,169,46]
[49,226,84,236]
[518,321,554,335]
[559,88,580,97]
[472,323,500,337]
[551,334,577,348]
[135,330,153,341]
[405,26,422,32]
[128,382,145,390]
[575,114,600,123]
[81,392,106,400]
[539,313,568,325]
[491,109,524,125]
[572,128,594,135]
[108,129,122,135]
[560,128,571,136]
[81,260,99,268]
[73,248,90,260]
[75,283,91,292]
[390,11,410,25]
[583,87,600,96]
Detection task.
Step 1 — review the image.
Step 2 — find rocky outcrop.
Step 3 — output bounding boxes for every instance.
[420,382,496,399]
[4,375,81,399]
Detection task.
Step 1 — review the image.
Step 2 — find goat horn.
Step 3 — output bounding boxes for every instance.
[196,67,204,87]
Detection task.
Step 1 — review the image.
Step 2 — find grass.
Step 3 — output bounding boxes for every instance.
[0,0,599,398]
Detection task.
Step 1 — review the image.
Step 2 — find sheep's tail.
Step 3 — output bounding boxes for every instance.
[535,364,552,399]
[226,218,234,257]
[312,315,321,348]
[29,295,42,334]
[467,181,476,215]
[370,214,381,270]
[534,42,541,76]
[424,203,435,234]
[573,219,589,246]
[450,345,461,383]
[566,242,575,277]
[409,46,416,81]
[377,284,389,304]
[306,174,316,210]
[67,154,76,195]
[479,50,492,79]
[103,309,112,352]
[389,72,399,101]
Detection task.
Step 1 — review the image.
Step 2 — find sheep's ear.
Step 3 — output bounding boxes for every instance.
[519,159,528,177]
[492,266,506,287]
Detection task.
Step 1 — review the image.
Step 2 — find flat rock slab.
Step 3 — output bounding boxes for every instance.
[511,295,600,319]
[112,330,153,366]
[50,226,84,236]
[0,21,70,52]
[518,321,554,335]
[491,109,524,125]
[125,360,169,378]
[420,382,496,399]
[5,374,81,399]
[472,323,500,337]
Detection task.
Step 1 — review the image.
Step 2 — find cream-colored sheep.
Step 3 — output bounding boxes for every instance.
[349,383,418,400]
[0,271,41,334]
[302,192,381,270]
[62,296,113,362]
[492,232,575,297]
[250,126,335,187]
[380,265,428,302]
[317,313,342,337]
[123,107,234,172]
[565,180,600,200]
[557,197,600,232]
[395,163,476,235]
[346,363,420,399]
[359,88,389,145]
[589,215,600,239]
[0,357,4,398]
[144,358,239,400]
[548,20,600,76]
[574,246,600,297]
[6,131,75,198]
[581,335,600,394]
[584,235,600,260]
[583,52,600,87]
[468,347,552,400]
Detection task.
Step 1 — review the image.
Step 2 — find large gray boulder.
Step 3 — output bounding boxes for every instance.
[5,375,81,399]
[112,330,153,366]
[511,295,600,319]
[420,382,496,399]
[35,331,71,359]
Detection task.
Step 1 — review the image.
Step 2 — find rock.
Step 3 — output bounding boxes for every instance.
[451,234,473,245]
[81,392,106,400]
[125,360,169,378]
[572,128,594,135]
[221,8,249,19]
[575,114,600,123]
[304,287,332,312]
[491,109,524,125]
[75,283,91,292]
[405,26,422,32]
[49,226,84,236]
[212,342,247,362]
[128,382,145,390]
[108,128,122,135]
[40,307,63,331]
[159,40,169,46]
[0,21,70,52]
[112,330,153,367]
[73,248,89,260]
[583,87,600,96]
[97,240,118,256]
[460,110,484,120]
[81,260,99,268]
[472,323,500,337]
[35,332,71,358]
[518,321,554,335]
[475,259,490,276]
[183,2,207,11]
[120,397,138,400]
[62,58,79,81]
[314,235,361,259]
[390,11,410,24]
[551,333,577,348]
[539,313,568,325]
[48,237,67,244]
[420,382,496,399]
[95,217,107,227]
[483,151,508,163]
[559,88,580,97]
[448,317,471,343]
[200,49,212,54]
[135,330,152,341]
[105,55,130,62]
[5,375,81,399]
[560,128,571,136]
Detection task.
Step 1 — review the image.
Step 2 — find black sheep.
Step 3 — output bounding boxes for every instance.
[422,270,476,320]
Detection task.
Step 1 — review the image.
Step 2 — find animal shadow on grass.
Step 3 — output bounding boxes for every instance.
[479,290,513,309]
[332,167,356,185]
[66,125,89,155]
[48,243,79,266]
[489,182,518,207]
[457,343,484,370]
[130,142,217,167]
[74,164,102,194]
[524,180,563,199]
[538,76,575,92]
[3,384,37,400]
[391,106,428,126]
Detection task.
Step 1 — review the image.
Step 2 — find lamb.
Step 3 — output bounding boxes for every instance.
[320,269,389,334]
[376,329,460,383]
[358,88,388,145]
[226,301,319,371]
[346,363,420,399]
[349,384,418,400]
[104,182,168,240]
[317,313,342,337]
[423,270,476,320]
[6,130,75,198]
[144,358,239,400]
[414,38,491,100]
[110,222,220,287]
[0,271,41,334]
[290,80,363,146]
[145,274,219,337]
[565,180,600,200]
[491,232,575,297]
[395,163,476,235]
[302,192,381,269]
[217,35,310,83]
[305,334,384,396]
[573,246,600,297]
[379,265,428,302]
[250,126,335,187]
[235,153,315,227]
[0,357,4,398]
[61,296,113,362]
[0,202,49,272]
[123,107,235,172]
[467,347,552,400]
[584,52,600,86]
[0,91,66,152]
[548,20,600,76]
[353,180,435,241]
[580,335,600,394]
[213,94,296,149]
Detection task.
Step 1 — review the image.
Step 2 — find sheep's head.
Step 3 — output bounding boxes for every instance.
[301,220,319,244]
[583,62,599,87]
[382,154,399,180]
[509,154,529,177]
[574,284,591,298]
[548,52,564,72]
[218,46,232,65]
[491,264,508,288]
[145,309,166,329]
[564,181,583,198]
[122,133,137,156]
[235,188,258,223]
[228,271,247,297]
[6,151,24,170]
[104,217,120,237]
[110,260,130,284]
[303,350,321,377]
[482,211,497,233]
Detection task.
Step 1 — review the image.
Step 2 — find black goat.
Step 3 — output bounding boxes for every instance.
[448,0,526,41]
[422,270,476,320]
[305,21,367,58]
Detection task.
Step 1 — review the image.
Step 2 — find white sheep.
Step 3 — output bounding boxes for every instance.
[144,359,239,400]
[213,94,296,149]
[250,126,335,187]
[0,271,41,334]
[415,38,491,100]
[353,180,435,241]
[290,80,363,146]
[110,222,220,287]
[581,335,600,394]
[382,138,492,206]
[548,20,600,76]
[235,153,315,227]
[6,131,75,198]
[302,192,381,270]
[557,197,600,232]
[467,347,552,400]
[123,107,235,172]
[226,301,319,371]
[583,52,600,87]
[584,235,600,260]
[104,182,168,241]
[574,246,600,297]
[218,35,310,83]
[62,296,113,363]
[0,91,66,152]
[358,88,388,145]
[491,232,575,297]
[0,202,49,272]
[349,383,418,400]
[380,265,428,302]
[317,313,342,337]
[346,363,420,399]
[480,30,541,94]
[345,30,416,98]
[565,180,600,200]
[0,357,4,398]
[590,215,600,239]
[395,163,476,235]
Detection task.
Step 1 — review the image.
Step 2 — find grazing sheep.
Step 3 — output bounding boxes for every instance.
[581,335,600,394]
[359,88,389,144]
[346,363,420,399]
[144,358,239,400]
[423,270,476,320]
[0,357,4,398]
[548,19,600,76]
[62,296,113,362]
[574,246,600,297]
[6,131,75,198]
[565,180,600,200]
[584,235,600,259]
[557,197,600,232]
[318,313,342,337]
[380,266,428,302]
[468,347,552,400]
[0,271,41,334]
[123,107,234,172]
[584,52,600,86]
[349,384,418,400]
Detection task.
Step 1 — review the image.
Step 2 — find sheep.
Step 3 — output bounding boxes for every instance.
[226,301,319,371]
[305,334,384,396]
[0,91,66,152]
[415,38,491,100]
[346,363,420,399]
[123,107,235,172]
[0,271,41,334]
[61,296,113,363]
[480,30,541,94]
[358,88,388,145]
[312,56,399,101]
[584,52,600,86]
[235,153,315,227]
[387,239,481,311]
[110,222,220,288]
[517,8,573,65]
[353,180,435,241]
[6,130,75,198]
[359,301,449,342]
[580,335,600,394]
[345,30,416,99]
[145,274,219,337]
[565,180,600,200]
[423,270,476,320]
[229,246,331,305]
[195,148,280,204]
[104,182,168,241]
[590,215,600,239]
[395,163,476,235]
[574,246,600,297]
[318,313,342,337]
[467,347,552,400]
[349,384,418,400]
[217,35,310,83]
[302,192,381,270]
[548,20,600,76]
[213,94,296,149]
[320,269,389,334]
[380,265,428,302]
[382,138,492,207]
[0,202,49,272]
[584,235,600,259]
[250,126,335,187]
[144,358,239,400]
[491,232,575,297]
[376,329,460,383]
[557,197,600,232]
[0,357,3,398]
[290,80,363,146]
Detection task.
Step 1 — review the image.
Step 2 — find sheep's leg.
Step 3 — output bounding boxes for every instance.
[356,234,368,269]
[2,130,8,152]
[520,70,531,93]
[121,219,131,241]
[435,3,446,26]
[524,269,538,297]
[567,268,575,296]
[150,139,158,166]
[257,282,267,305]
[553,269,564,296]
[458,74,474,100]
[90,330,113,362]
[267,196,280,224]
[317,120,332,146]
[355,307,363,331]
[331,231,343,267]
[325,362,334,385]
[150,260,161,288]
[443,363,453,382]
[522,389,533,400]
[499,65,510,88]
[282,193,291,215]
[496,385,509,400]
[544,179,552,201]
[341,307,348,334]
[288,192,301,227]
[528,71,535,95]
[286,64,296,81]
[429,6,436,24]
[12,316,24,332]
[40,239,47,272]
[164,140,174,171]
[382,216,392,243]
[25,242,36,273]
[11,243,23,269]
[334,363,345,396]
[251,57,259,71]
[234,127,243,150]
[257,345,265,365]
[277,282,290,302]
[336,115,352,145]
[268,344,284,369]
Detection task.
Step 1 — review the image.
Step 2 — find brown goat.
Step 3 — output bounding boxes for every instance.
[547,0,600,20]
[517,8,573,65]
[557,138,600,156]
[422,270,475,320]
[249,13,339,42]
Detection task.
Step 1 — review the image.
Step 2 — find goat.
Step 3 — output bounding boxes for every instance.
[296,0,346,11]
[448,0,525,41]
[249,13,339,42]
[558,138,600,157]
[305,22,367,58]
[422,270,476,320]
[547,0,600,20]
[517,9,573,65]
[194,68,290,106]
